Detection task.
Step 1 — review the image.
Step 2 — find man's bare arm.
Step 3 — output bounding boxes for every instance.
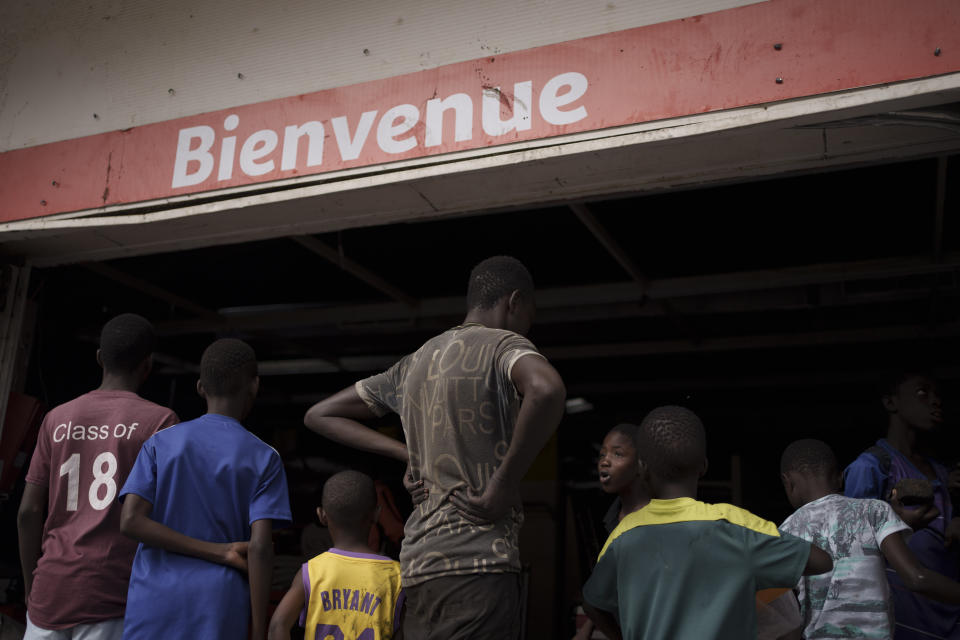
[497,355,566,486]
[803,545,833,576]
[451,355,565,522]
[119,494,248,569]
[304,386,407,462]
[583,602,622,640]
[268,572,305,640]
[248,519,274,640]
[17,482,47,600]
[883,531,960,603]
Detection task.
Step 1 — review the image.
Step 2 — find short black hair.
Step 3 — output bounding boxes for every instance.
[199,338,257,396]
[99,313,156,373]
[637,406,706,482]
[466,256,534,310]
[882,370,936,398]
[608,423,640,448]
[322,470,377,527]
[781,439,838,477]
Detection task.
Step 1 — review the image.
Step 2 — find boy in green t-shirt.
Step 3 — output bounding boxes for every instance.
[582,406,833,640]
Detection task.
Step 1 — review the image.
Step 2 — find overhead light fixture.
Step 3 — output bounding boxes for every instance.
[339,355,402,372]
[565,397,594,414]
[257,359,340,375]
[252,355,403,376]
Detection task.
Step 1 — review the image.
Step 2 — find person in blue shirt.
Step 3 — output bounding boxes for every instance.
[118,338,292,640]
[844,372,960,640]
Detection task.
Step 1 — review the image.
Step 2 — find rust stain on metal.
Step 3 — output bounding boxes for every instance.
[481,85,517,111]
[102,152,112,204]
[485,84,528,113]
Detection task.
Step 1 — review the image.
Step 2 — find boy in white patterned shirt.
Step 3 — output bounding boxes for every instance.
[780,439,960,639]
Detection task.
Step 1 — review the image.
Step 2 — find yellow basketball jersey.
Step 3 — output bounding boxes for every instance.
[302,548,404,640]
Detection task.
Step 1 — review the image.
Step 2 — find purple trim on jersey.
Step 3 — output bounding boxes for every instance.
[299,563,310,627]
[328,547,393,562]
[394,589,406,632]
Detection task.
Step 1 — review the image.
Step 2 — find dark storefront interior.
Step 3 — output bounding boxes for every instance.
[2,146,959,634]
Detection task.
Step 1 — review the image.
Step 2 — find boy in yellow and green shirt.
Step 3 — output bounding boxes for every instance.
[582,406,833,640]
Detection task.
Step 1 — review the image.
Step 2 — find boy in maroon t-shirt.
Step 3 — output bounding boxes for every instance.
[17,314,178,639]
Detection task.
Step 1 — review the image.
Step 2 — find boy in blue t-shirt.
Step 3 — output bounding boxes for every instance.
[118,338,292,640]
[844,372,960,640]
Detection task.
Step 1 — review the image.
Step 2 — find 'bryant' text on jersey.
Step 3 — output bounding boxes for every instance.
[317,587,384,617]
[52,421,141,442]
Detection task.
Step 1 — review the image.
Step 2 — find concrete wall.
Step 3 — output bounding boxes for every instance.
[0,0,764,151]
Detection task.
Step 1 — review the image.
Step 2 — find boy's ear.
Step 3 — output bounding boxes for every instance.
[96,349,104,369]
[637,458,649,479]
[882,393,897,413]
[780,472,793,492]
[136,355,153,382]
[317,507,328,527]
[829,469,843,492]
[507,289,522,311]
[699,457,709,479]
[250,375,260,398]
[196,379,206,399]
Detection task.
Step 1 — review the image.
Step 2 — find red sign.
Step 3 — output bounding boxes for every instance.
[1,0,958,223]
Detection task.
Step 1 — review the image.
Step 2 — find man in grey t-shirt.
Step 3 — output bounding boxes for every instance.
[304,256,566,639]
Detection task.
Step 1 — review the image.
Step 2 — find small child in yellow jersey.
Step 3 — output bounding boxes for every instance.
[269,470,404,640]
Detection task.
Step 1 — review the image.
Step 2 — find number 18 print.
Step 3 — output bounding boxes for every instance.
[58,452,118,511]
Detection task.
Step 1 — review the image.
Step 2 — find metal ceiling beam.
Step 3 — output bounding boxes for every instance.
[934,156,948,264]
[291,235,418,308]
[566,363,960,396]
[152,352,200,374]
[80,262,222,321]
[541,322,960,361]
[154,322,960,384]
[569,203,648,293]
[644,253,960,298]
[151,253,960,336]
[568,202,704,343]
[148,282,956,339]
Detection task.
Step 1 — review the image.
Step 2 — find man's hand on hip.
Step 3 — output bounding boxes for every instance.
[450,475,520,524]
